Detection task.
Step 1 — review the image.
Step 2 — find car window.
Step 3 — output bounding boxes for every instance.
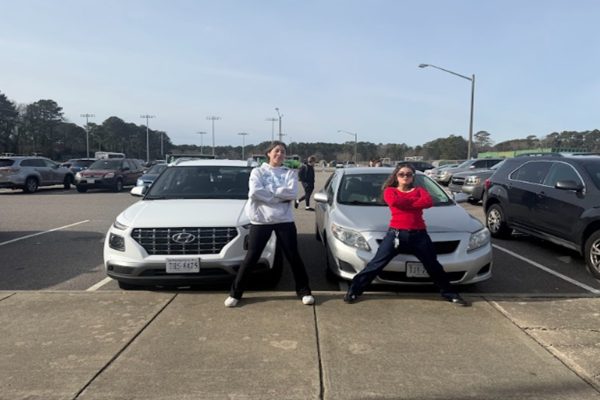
[20,159,40,167]
[147,163,167,174]
[583,162,600,190]
[146,165,253,199]
[543,162,583,187]
[510,161,552,184]
[473,160,487,168]
[0,159,15,167]
[90,159,122,170]
[337,173,451,206]
[42,159,58,168]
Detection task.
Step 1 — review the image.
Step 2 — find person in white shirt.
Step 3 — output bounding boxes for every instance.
[225,141,314,307]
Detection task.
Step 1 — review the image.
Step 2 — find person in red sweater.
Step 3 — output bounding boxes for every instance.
[344,163,468,306]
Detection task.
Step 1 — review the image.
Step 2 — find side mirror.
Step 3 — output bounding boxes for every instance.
[555,180,584,192]
[313,191,329,203]
[130,186,146,197]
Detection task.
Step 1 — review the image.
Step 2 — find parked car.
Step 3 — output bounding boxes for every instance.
[483,155,600,279]
[314,167,492,285]
[435,158,504,185]
[0,156,75,193]
[424,163,459,178]
[104,159,282,289]
[405,161,435,172]
[448,160,506,204]
[135,163,168,188]
[60,158,96,174]
[75,158,143,192]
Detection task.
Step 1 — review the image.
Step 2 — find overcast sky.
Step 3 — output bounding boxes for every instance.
[2,0,599,148]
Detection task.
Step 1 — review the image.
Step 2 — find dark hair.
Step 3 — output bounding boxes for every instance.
[382,162,416,190]
[264,141,287,160]
[307,155,317,163]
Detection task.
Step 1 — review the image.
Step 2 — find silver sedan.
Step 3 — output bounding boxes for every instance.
[314,167,492,285]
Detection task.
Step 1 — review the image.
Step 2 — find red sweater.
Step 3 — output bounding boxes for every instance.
[383,186,433,230]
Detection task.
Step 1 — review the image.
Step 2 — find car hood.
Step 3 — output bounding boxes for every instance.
[117,199,249,228]
[333,204,484,233]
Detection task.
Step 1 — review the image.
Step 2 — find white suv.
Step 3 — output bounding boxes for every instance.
[104,159,281,289]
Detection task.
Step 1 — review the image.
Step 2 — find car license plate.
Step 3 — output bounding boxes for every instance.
[166,258,200,273]
[86,179,95,184]
[406,262,429,278]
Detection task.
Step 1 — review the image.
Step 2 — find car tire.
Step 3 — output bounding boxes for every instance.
[23,177,38,193]
[63,175,73,189]
[486,204,511,239]
[584,230,600,280]
[76,185,88,193]
[467,198,480,205]
[324,242,340,282]
[113,179,123,192]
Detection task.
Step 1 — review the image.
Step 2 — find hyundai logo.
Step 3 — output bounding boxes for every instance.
[171,232,196,244]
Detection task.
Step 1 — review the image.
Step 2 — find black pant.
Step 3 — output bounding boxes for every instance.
[229,222,312,299]
[349,228,455,296]
[298,182,314,207]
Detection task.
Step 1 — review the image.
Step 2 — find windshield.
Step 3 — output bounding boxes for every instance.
[147,163,167,175]
[145,165,253,199]
[337,173,452,206]
[90,159,122,170]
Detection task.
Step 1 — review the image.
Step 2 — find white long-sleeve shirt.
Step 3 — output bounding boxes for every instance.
[245,163,298,224]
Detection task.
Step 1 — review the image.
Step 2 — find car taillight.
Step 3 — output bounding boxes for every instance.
[484,178,492,190]
[0,167,19,173]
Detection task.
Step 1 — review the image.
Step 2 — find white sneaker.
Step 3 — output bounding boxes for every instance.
[224,296,239,307]
[302,295,315,305]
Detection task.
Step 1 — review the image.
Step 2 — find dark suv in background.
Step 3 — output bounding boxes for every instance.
[75,158,143,192]
[484,155,600,279]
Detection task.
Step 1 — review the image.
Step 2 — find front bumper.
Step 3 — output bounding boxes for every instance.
[76,177,118,189]
[326,230,492,285]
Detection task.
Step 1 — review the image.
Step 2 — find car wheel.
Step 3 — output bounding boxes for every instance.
[63,175,73,189]
[584,231,600,280]
[24,177,38,193]
[118,281,144,290]
[113,179,123,192]
[486,204,511,238]
[76,185,88,193]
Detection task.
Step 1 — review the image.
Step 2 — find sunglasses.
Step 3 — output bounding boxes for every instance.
[397,172,414,178]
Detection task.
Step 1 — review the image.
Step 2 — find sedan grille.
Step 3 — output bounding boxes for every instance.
[131,227,238,255]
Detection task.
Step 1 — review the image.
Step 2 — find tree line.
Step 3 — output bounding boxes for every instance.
[2,90,599,163]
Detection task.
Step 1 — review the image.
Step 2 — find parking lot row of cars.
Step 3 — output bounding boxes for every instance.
[0,155,153,193]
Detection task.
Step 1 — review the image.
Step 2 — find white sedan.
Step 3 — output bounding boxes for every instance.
[314,167,492,285]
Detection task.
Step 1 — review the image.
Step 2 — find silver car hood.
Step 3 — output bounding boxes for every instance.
[333,204,484,234]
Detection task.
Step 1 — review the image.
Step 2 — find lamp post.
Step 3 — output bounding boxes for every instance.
[338,130,358,164]
[140,114,155,163]
[206,116,221,156]
[419,63,475,160]
[80,113,95,158]
[275,108,283,142]
[238,132,249,159]
[195,131,207,154]
[265,117,278,142]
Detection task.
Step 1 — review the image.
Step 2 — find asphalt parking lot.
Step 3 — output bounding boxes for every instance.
[1,170,600,399]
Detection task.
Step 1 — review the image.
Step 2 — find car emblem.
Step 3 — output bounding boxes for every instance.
[171,232,196,244]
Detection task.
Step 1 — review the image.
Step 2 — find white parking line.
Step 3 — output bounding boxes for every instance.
[86,277,113,291]
[0,220,90,247]
[493,244,600,295]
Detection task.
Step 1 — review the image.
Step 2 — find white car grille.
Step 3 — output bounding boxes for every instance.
[131,227,238,255]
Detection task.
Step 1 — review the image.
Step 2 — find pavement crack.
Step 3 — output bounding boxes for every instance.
[312,304,324,400]
[71,293,178,400]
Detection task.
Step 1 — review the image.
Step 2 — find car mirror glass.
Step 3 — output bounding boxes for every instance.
[313,191,328,203]
[130,186,145,196]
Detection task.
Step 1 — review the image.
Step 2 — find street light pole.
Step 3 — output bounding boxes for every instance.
[338,130,358,163]
[265,117,278,142]
[195,131,207,154]
[238,132,249,159]
[80,113,95,158]
[419,63,475,159]
[275,108,283,142]
[206,116,221,156]
[140,114,155,163]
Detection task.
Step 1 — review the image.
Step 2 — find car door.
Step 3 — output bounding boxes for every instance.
[42,159,62,183]
[34,159,54,184]
[505,160,552,229]
[535,161,586,241]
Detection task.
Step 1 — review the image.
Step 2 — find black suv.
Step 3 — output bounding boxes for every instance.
[483,155,600,279]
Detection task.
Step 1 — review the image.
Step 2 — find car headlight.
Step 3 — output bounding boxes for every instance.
[331,223,370,251]
[75,172,81,179]
[108,233,125,251]
[466,177,481,185]
[113,220,129,230]
[468,228,490,252]
[136,178,144,186]
[104,172,115,179]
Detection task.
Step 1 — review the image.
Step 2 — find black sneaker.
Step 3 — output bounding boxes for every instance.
[343,292,358,304]
[294,200,299,209]
[442,293,469,307]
